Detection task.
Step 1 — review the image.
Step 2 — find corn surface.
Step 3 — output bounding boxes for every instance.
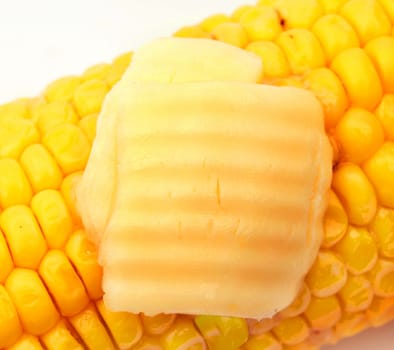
[1,0,394,349]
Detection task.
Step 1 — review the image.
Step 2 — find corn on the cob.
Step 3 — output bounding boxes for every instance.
[0,0,394,349]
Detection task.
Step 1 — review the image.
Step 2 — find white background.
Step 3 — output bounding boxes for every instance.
[0,0,393,349]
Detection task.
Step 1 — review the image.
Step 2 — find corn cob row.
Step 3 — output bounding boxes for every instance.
[0,0,394,349]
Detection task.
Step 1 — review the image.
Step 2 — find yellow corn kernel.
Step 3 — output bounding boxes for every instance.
[338,275,373,312]
[0,206,47,269]
[44,76,81,103]
[0,115,39,158]
[82,63,111,82]
[318,0,347,13]
[243,332,282,350]
[303,295,342,330]
[246,41,290,78]
[331,48,383,110]
[160,317,206,350]
[306,251,347,297]
[322,190,348,248]
[379,0,394,22]
[332,163,377,226]
[376,94,394,141]
[212,22,249,48]
[41,320,83,350]
[312,14,360,62]
[195,315,248,350]
[0,98,29,120]
[61,171,83,223]
[0,285,22,348]
[248,319,277,337]
[276,29,326,75]
[365,37,394,93]
[232,5,254,21]
[274,0,323,29]
[35,101,78,134]
[72,79,109,117]
[5,269,59,335]
[0,159,33,208]
[79,114,98,143]
[134,336,162,350]
[43,123,90,174]
[280,284,311,318]
[141,314,176,335]
[106,52,133,87]
[364,142,394,208]
[340,0,391,45]
[39,250,89,317]
[7,335,44,350]
[69,304,115,350]
[367,296,394,327]
[174,25,212,39]
[369,259,394,297]
[20,144,63,193]
[335,226,378,275]
[335,107,384,164]
[304,68,348,128]
[200,14,232,32]
[335,312,369,339]
[369,207,394,258]
[272,316,309,346]
[0,230,13,283]
[240,6,282,41]
[97,300,143,349]
[31,190,72,248]
[65,230,103,300]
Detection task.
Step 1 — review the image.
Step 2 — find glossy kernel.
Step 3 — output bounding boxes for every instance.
[280,283,311,318]
[35,101,78,134]
[303,295,342,330]
[318,0,347,13]
[174,25,211,39]
[72,79,109,117]
[212,22,249,48]
[376,94,394,141]
[0,285,22,348]
[41,320,83,350]
[82,63,111,82]
[7,334,44,350]
[369,259,394,297]
[274,0,323,29]
[141,314,176,336]
[0,230,13,282]
[339,275,373,312]
[369,207,394,258]
[60,172,83,224]
[243,332,282,350]
[200,14,232,32]
[272,316,309,346]
[44,76,81,103]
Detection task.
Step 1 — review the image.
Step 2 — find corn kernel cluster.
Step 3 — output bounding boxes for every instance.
[0,0,394,349]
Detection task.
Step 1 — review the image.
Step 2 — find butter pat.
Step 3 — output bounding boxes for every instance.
[76,38,332,319]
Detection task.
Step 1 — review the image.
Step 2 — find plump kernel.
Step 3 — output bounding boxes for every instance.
[312,14,360,62]
[306,251,347,297]
[35,101,78,134]
[335,107,384,164]
[212,22,249,48]
[69,304,115,350]
[106,52,133,87]
[79,114,98,143]
[335,312,370,339]
[331,48,383,111]
[232,5,254,21]
[304,68,348,129]
[195,315,248,350]
[273,0,323,29]
[200,14,232,32]
[340,0,391,45]
[322,190,348,248]
[303,296,341,330]
[332,163,377,226]
[246,41,290,78]
[335,226,378,275]
[366,296,394,327]
[376,94,394,141]
[338,275,373,312]
[243,332,282,350]
[0,115,39,158]
[45,76,81,103]
[0,285,22,348]
[315,0,347,13]
[379,0,394,22]
[369,259,394,297]
[65,230,103,300]
[272,317,309,346]
[0,206,47,269]
[72,80,109,117]
[41,320,83,350]
[43,123,90,175]
[365,37,394,93]
[0,98,29,120]
[369,207,394,258]
[0,159,33,209]
[0,230,13,283]
[247,318,276,336]
[276,29,326,75]
[174,25,211,39]
[82,63,111,82]
[141,314,176,335]
[5,269,59,335]
[96,300,143,349]
[363,142,394,209]
[60,172,83,224]
[133,336,162,350]
[31,190,73,249]
[240,6,282,41]
[280,284,311,318]
[7,334,44,350]
[160,317,206,350]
